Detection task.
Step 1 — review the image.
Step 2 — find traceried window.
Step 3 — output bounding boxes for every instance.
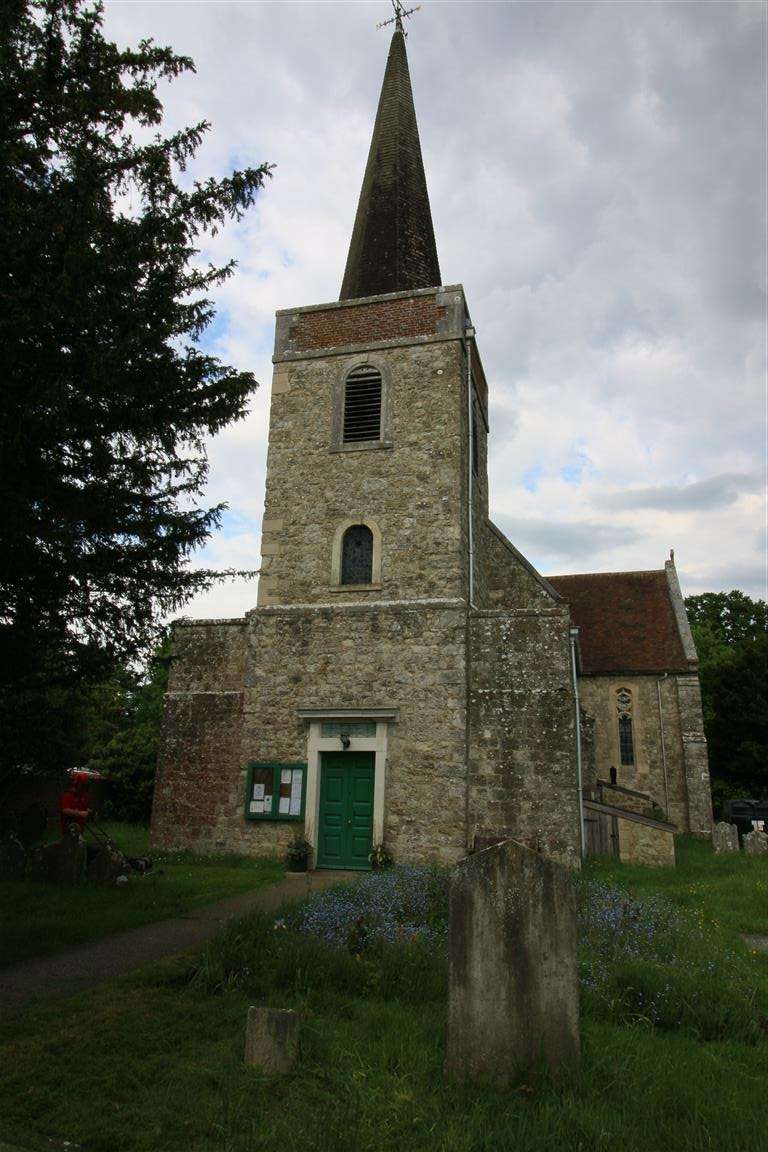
[343,365,382,443]
[341,524,374,585]
[616,689,635,766]
[618,716,635,766]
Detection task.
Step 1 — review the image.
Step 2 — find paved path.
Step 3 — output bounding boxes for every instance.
[0,870,356,1016]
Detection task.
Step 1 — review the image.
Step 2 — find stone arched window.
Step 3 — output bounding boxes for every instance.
[616,689,635,766]
[331,359,392,453]
[331,518,383,589]
[341,525,373,584]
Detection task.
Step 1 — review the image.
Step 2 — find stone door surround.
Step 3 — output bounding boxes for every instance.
[297,708,398,865]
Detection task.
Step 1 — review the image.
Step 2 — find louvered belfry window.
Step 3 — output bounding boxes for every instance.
[341,525,374,585]
[343,365,382,443]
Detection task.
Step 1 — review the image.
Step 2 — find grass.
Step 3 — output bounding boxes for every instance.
[0,822,283,968]
[0,837,766,1152]
[587,834,768,938]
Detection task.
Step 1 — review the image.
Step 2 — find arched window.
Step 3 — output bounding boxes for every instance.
[618,716,635,766]
[343,365,382,443]
[616,689,635,766]
[341,524,374,585]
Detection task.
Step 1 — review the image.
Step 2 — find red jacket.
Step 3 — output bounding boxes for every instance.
[59,790,89,835]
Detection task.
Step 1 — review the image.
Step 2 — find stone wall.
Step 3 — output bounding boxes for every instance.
[469,607,580,867]
[258,338,469,607]
[152,603,469,865]
[616,815,676,868]
[480,520,560,611]
[151,621,248,852]
[676,674,714,836]
[578,674,690,831]
[577,672,713,835]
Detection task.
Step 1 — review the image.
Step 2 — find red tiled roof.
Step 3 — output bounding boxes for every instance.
[547,570,689,674]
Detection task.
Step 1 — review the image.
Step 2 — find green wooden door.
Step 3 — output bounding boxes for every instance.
[317,752,374,869]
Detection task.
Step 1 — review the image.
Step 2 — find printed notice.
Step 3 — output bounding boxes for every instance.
[253,783,265,801]
[281,768,292,784]
[278,796,290,815]
[289,770,303,815]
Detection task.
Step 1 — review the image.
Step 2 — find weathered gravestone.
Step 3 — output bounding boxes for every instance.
[244,1006,300,1074]
[712,821,740,854]
[446,839,580,1086]
[28,824,87,885]
[86,839,128,885]
[743,829,768,857]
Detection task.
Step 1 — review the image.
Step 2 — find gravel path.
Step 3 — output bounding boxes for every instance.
[0,870,356,1016]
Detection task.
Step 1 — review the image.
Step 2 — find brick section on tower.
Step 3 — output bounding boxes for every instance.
[286,295,445,353]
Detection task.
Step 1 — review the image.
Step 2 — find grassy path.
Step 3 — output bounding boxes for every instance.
[0,870,355,1014]
[0,823,283,968]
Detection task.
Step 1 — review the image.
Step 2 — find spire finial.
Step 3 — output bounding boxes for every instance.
[377,1,421,36]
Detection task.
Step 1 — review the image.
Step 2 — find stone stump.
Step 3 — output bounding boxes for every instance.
[744,829,768,857]
[244,1007,300,1073]
[446,838,580,1086]
[712,822,739,854]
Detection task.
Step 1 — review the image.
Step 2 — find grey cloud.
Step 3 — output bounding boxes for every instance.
[497,516,638,561]
[596,473,762,512]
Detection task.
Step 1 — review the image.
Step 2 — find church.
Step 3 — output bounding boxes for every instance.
[151,22,712,869]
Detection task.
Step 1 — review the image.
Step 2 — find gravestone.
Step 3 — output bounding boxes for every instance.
[743,829,768,857]
[86,840,128,885]
[244,1006,300,1073]
[28,825,87,885]
[712,821,739,854]
[446,838,580,1086]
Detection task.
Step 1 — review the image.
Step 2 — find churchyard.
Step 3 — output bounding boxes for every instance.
[0,823,282,968]
[0,836,766,1152]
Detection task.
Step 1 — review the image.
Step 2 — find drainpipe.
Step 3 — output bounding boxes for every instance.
[570,627,585,859]
[464,324,476,608]
[656,674,670,814]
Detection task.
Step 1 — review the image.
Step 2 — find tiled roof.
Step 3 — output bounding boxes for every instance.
[340,28,441,300]
[547,570,689,674]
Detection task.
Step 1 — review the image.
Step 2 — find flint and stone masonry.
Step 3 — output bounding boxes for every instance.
[151,23,712,868]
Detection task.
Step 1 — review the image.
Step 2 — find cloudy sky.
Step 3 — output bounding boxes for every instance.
[104,0,766,615]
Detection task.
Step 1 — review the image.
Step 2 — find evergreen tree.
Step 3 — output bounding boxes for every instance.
[0,1,270,780]
[685,590,768,807]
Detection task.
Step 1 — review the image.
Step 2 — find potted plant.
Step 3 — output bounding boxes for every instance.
[286,835,312,873]
[368,843,393,871]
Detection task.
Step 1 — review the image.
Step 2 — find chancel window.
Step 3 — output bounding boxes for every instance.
[616,689,635,766]
[343,365,383,443]
[341,524,374,584]
[618,716,635,766]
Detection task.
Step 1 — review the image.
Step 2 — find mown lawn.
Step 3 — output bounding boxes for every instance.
[0,838,766,1152]
[0,823,283,968]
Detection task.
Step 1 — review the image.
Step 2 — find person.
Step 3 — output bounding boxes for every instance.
[59,772,92,837]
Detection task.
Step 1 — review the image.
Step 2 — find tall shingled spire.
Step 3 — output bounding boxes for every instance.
[340,26,441,300]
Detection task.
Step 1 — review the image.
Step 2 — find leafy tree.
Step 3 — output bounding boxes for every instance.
[0,1,270,781]
[82,641,170,823]
[686,591,768,806]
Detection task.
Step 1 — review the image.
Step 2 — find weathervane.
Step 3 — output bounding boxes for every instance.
[377,0,421,36]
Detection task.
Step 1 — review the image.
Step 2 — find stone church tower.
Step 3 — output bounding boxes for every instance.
[152,25,581,868]
[153,24,710,869]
